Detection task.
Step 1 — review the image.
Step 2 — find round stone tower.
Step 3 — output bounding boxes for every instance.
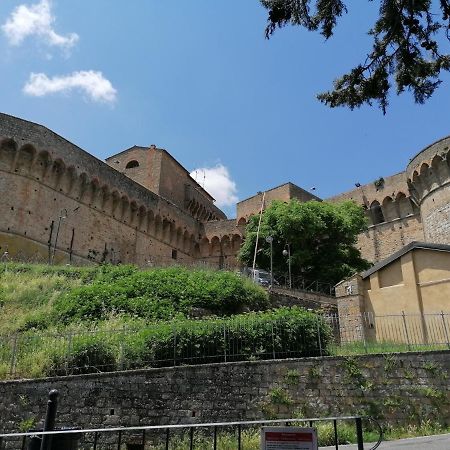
[407,136,450,244]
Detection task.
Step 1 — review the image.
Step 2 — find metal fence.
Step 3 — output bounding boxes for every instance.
[0,416,383,450]
[0,312,449,380]
[328,311,450,352]
[0,316,327,380]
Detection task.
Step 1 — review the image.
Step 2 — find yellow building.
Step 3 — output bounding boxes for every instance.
[336,242,450,345]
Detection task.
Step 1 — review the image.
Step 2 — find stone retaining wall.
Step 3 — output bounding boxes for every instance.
[0,351,449,434]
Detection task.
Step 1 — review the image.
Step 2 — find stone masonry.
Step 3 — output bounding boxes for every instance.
[0,351,448,438]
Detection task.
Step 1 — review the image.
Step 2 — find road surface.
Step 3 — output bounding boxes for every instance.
[321,433,450,449]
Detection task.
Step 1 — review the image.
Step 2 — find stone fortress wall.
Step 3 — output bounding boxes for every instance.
[0,113,243,268]
[1,111,450,271]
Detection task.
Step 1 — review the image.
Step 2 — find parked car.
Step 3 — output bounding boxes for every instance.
[244,268,279,287]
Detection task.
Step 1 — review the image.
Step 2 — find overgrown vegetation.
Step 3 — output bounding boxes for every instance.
[0,263,269,333]
[0,263,333,379]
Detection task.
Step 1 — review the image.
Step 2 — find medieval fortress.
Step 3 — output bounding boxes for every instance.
[1,112,450,273]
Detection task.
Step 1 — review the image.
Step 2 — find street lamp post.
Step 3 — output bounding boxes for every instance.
[265,236,274,288]
[282,243,292,289]
[51,209,67,265]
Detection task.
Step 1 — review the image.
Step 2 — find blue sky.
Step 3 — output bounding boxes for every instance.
[1,0,449,217]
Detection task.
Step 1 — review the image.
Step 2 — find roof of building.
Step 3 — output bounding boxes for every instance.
[236,181,322,205]
[361,241,450,279]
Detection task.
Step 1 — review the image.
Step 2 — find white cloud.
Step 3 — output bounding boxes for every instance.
[2,0,78,51]
[23,71,117,104]
[190,164,238,208]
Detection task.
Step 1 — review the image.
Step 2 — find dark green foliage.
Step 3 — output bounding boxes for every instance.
[261,0,450,112]
[239,199,370,285]
[47,337,117,376]
[52,266,269,324]
[44,307,332,375]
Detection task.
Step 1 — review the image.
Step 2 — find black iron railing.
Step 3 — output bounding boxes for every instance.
[0,416,383,450]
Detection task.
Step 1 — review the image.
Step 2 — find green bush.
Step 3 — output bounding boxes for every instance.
[53,267,269,324]
[118,307,331,369]
[46,335,117,376]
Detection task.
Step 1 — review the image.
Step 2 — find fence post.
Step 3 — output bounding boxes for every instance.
[271,323,276,359]
[355,417,364,450]
[441,311,450,349]
[9,334,18,377]
[65,332,73,375]
[316,316,323,357]
[173,327,177,366]
[223,325,227,363]
[401,311,412,350]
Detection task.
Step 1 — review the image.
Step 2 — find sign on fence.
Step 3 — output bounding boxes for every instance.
[261,427,318,450]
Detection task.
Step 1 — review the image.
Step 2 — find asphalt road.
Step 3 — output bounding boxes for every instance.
[321,433,450,449]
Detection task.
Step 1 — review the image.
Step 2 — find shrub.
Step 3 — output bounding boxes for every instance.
[52,267,269,324]
[46,335,117,376]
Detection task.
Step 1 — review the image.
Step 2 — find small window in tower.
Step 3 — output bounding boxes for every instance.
[125,160,140,169]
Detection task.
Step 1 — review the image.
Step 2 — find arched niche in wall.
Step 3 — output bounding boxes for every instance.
[0,138,17,171]
[210,236,221,257]
[231,234,242,253]
[382,196,398,221]
[16,144,36,175]
[370,200,385,225]
[199,237,210,257]
[34,151,52,181]
[396,192,414,217]
[49,159,66,191]
[221,235,231,254]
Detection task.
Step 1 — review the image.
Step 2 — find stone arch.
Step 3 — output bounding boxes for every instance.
[231,234,242,253]
[382,196,398,221]
[16,144,36,174]
[111,190,121,217]
[210,236,221,257]
[162,218,171,242]
[129,201,139,227]
[89,179,102,208]
[370,200,384,225]
[75,172,89,201]
[125,160,140,169]
[169,222,177,246]
[221,235,231,254]
[396,192,414,217]
[183,230,190,253]
[138,205,147,231]
[431,154,449,185]
[0,138,17,171]
[189,233,197,255]
[237,217,247,227]
[61,166,77,195]
[200,237,210,257]
[49,159,66,190]
[120,195,130,222]
[100,185,111,212]
[146,209,155,234]
[154,214,163,239]
[418,162,431,194]
[176,227,183,249]
[34,151,52,181]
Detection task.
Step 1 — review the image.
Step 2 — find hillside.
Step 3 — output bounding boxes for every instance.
[0,263,331,379]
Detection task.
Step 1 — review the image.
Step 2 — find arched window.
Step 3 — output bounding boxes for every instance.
[125,160,140,169]
[370,201,385,225]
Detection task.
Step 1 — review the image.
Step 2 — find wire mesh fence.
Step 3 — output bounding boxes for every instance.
[0,312,449,380]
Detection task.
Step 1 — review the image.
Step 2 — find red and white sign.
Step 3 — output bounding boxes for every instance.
[261,427,318,450]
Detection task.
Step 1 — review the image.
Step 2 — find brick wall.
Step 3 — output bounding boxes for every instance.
[0,352,448,436]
